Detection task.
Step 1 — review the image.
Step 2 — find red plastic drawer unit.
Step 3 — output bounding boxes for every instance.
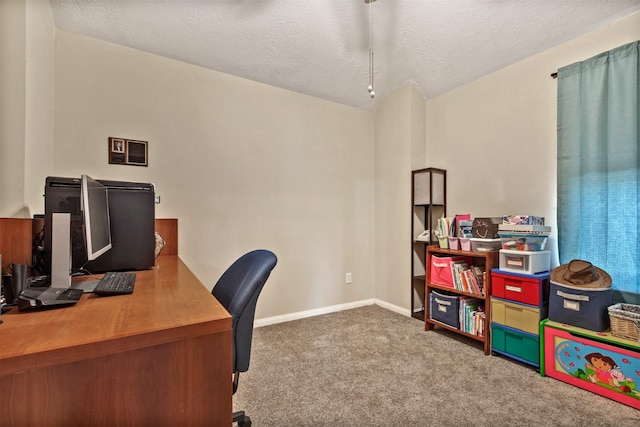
[491,269,549,306]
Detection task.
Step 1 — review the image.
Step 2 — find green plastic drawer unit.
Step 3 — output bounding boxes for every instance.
[491,297,548,335]
[491,323,540,366]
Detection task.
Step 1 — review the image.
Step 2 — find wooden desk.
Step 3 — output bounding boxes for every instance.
[0,255,232,426]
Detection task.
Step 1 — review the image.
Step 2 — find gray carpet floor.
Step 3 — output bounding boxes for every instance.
[233,305,640,426]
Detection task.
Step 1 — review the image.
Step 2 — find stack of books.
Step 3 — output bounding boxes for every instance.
[459,297,485,337]
[449,260,486,296]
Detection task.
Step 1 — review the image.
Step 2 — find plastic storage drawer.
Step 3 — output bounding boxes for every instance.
[499,233,548,251]
[491,323,540,366]
[491,297,547,335]
[429,290,460,329]
[470,238,501,252]
[499,250,550,274]
[491,269,550,306]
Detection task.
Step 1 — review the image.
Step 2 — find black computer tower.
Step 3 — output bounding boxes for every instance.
[44,176,156,274]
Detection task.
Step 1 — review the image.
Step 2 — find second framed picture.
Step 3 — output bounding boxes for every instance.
[126,139,148,166]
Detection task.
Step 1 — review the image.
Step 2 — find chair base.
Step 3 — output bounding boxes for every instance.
[233,410,251,427]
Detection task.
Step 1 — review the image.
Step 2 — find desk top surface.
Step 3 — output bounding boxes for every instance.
[0,256,231,375]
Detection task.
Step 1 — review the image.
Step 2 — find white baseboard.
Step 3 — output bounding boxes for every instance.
[372,299,412,317]
[254,298,411,328]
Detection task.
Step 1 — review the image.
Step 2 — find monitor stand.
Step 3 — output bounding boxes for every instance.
[50,213,72,289]
[51,214,99,293]
[70,279,100,293]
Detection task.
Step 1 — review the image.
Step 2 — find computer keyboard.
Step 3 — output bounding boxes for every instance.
[94,271,136,296]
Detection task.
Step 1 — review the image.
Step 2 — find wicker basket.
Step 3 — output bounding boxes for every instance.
[607,303,640,343]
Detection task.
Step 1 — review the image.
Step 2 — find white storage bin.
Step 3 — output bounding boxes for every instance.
[499,250,551,274]
[470,238,501,252]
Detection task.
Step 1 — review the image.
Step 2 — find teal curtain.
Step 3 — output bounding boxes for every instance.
[557,41,640,296]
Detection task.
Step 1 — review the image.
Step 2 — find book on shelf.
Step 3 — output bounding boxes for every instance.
[449,260,468,292]
[472,265,486,295]
[449,261,485,296]
[459,297,484,335]
[463,269,482,295]
[474,309,486,338]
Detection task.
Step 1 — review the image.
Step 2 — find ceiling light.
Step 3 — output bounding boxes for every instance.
[365,0,377,98]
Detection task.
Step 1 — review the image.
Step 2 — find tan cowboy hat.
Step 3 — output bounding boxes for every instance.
[550,259,612,289]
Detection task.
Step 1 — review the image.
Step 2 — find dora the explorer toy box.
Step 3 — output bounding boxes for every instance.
[544,322,640,409]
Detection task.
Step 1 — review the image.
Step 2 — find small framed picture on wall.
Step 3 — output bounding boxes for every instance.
[108,137,126,164]
[112,138,125,153]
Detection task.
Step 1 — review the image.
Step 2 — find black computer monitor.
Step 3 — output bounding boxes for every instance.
[80,174,112,261]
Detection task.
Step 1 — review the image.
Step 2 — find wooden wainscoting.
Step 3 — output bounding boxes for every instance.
[154,218,178,257]
[0,218,33,272]
[0,218,178,273]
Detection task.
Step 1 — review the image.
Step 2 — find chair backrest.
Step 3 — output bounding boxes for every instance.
[211,249,277,373]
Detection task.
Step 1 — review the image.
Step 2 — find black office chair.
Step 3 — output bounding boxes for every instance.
[211,249,277,427]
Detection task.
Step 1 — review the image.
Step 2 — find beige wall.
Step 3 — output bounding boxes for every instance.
[0,0,54,218]
[426,11,640,269]
[374,82,426,312]
[52,30,375,319]
[1,0,27,217]
[24,0,55,214]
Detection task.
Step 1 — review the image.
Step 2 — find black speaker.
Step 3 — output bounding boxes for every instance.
[44,176,155,274]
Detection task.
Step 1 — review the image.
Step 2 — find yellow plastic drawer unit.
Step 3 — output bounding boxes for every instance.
[491,297,547,335]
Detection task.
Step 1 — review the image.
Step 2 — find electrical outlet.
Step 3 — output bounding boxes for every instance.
[155,195,161,204]
[346,272,352,284]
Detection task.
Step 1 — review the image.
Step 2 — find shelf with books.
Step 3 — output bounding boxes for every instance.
[425,245,499,355]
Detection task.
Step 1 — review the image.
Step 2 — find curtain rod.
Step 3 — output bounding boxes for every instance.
[551,72,558,79]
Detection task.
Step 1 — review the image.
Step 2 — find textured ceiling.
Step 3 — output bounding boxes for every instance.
[49,0,640,110]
